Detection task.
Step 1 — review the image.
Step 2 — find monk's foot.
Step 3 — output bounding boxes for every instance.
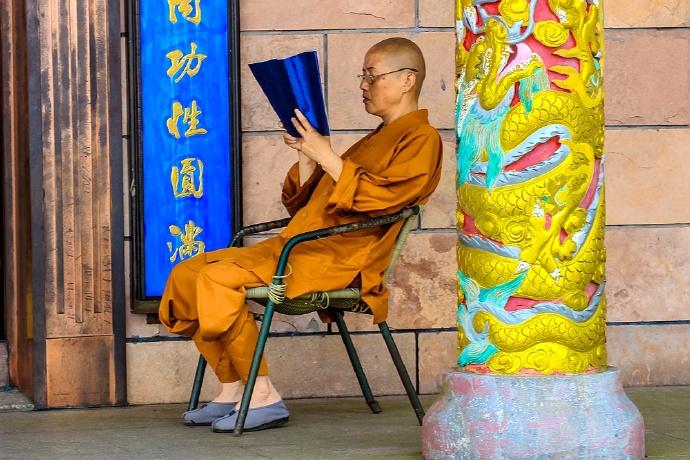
[212,381,244,403]
[248,376,282,408]
[212,400,290,433]
[183,402,237,426]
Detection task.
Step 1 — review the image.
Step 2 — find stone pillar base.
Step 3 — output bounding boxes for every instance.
[421,368,644,459]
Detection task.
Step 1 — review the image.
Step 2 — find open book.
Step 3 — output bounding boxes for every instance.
[249,51,330,138]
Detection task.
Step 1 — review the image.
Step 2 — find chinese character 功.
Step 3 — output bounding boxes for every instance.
[167,220,205,263]
[168,0,202,25]
[166,100,208,139]
[166,42,206,82]
[171,157,204,199]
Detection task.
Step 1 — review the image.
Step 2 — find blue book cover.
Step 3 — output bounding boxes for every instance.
[249,50,330,138]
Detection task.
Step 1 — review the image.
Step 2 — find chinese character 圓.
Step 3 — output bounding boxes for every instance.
[166,100,208,139]
[171,157,204,199]
[166,42,206,82]
[168,0,202,25]
[167,220,205,263]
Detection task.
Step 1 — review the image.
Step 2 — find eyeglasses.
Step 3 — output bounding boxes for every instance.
[356,67,418,85]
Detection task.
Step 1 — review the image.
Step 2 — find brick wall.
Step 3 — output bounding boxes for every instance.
[121,1,690,404]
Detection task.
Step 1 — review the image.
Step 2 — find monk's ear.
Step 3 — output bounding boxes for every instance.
[400,71,417,95]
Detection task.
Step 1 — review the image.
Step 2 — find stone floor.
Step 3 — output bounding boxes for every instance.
[0,387,689,459]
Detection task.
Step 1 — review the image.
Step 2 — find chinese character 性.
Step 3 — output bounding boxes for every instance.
[171,157,204,199]
[166,42,206,82]
[167,220,205,263]
[168,0,201,25]
[166,100,208,139]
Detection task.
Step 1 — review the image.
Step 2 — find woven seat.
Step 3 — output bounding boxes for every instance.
[247,287,370,315]
[188,206,425,435]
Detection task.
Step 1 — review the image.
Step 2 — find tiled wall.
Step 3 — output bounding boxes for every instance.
[121,1,690,404]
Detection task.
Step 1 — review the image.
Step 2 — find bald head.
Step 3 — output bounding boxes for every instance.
[366,38,426,97]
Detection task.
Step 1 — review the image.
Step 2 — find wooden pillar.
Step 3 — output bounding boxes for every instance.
[1,0,126,407]
[1,0,34,397]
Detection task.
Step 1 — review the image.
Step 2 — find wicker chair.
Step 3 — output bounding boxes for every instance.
[187,205,425,435]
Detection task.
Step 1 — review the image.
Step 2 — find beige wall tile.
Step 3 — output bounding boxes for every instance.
[328,32,455,131]
[240,34,325,132]
[127,341,222,405]
[388,232,457,329]
[240,0,415,31]
[606,128,690,225]
[605,0,690,28]
[606,226,690,323]
[418,330,457,394]
[241,132,390,225]
[418,324,690,394]
[268,333,416,398]
[608,324,690,385]
[126,332,416,404]
[342,230,457,332]
[420,130,456,229]
[241,133,293,225]
[605,30,690,126]
[419,0,455,27]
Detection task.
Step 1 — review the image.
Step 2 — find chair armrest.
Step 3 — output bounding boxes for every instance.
[229,217,292,247]
[271,206,420,280]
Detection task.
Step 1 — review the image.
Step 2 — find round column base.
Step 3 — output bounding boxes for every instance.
[421,368,644,459]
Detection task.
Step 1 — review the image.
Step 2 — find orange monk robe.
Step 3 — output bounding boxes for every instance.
[164,109,442,341]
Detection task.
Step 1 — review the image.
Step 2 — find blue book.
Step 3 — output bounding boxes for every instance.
[249,50,330,138]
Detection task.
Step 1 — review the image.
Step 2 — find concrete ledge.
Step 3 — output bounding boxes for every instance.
[127,331,416,404]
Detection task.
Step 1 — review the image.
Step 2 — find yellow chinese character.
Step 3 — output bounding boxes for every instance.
[166,42,206,82]
[171,157,204,198]
[166,100,208,138]
[168,0,202,25]
[167,220,205,263]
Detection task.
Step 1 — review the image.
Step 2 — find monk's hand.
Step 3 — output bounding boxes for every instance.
[290,109,335,164]
[282,132,303,151]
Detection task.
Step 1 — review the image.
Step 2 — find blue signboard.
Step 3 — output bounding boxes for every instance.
[138,0,232,296]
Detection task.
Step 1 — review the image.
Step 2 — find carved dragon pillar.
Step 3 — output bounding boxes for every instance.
[454,0,606,375]
[421,1,645,457]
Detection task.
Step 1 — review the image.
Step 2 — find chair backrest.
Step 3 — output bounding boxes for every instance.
[383,207,421,284]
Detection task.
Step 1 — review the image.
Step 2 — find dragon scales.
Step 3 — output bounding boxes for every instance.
[454,0,606,374]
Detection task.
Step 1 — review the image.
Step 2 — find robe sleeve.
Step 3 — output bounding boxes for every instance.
[326,127,442,217]
[281,161,325,216]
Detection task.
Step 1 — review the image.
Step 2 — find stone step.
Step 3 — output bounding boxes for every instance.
[0,340,7,388]
[0,341,33,411]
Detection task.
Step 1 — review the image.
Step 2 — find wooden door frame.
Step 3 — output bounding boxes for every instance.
[0,0,36,396]
[1,0,127,406]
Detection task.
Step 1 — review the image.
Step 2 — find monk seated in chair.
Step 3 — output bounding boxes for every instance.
[158,37,443,432]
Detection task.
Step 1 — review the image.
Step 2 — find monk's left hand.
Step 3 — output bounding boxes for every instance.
[290,109,335,164]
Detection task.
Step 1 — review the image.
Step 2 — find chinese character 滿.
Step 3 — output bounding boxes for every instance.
[171,157,204,199]
[167,220,205,263]
[166,42,206,82]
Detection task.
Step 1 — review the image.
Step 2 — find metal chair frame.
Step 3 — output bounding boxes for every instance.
[187,206,425,435]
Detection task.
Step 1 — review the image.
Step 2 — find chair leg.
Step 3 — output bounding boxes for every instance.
[378,322,425,425]
[332,310,381,414]
[188,355,207,411]
[233,301,277,436]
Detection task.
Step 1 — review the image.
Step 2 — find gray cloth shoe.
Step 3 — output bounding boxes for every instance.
[212,400,290,433]
[183,402,237,426]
